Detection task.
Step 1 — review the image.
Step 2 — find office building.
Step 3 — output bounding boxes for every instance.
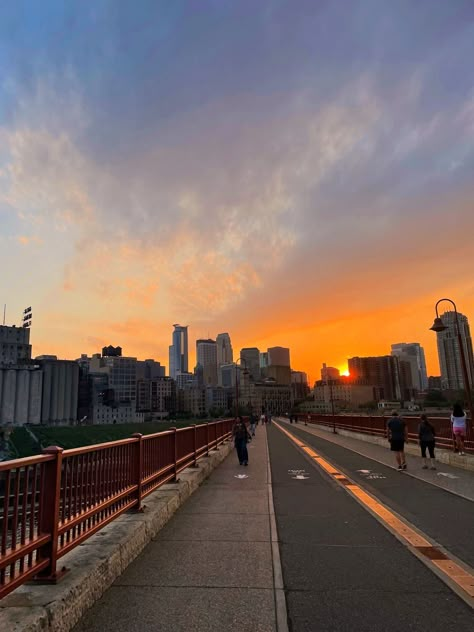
[266,346,291,385]
[219,363,237,388]
[268,346,290,367]
[291,370,309,401]
[0,325,32,366]
[137,377,176,419]
[259,352,269,378]
[240,347,260,381]
[313,381,375,410]
[216,333,233,367]
[348,355,402,401]
[136,359,165,379]
[196,339,218,386]
[435,311,474,390]
[205,386,229,414]
[169,324,188,379]
[391,343,428,391]
[321,364,340,381]
[89,353,137,404]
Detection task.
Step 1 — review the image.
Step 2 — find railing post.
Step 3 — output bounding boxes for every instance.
[35,446,67,582]
[191,424,199,468]
[131,433,144,512]
[206,423,210,456]
[171,427,178,481]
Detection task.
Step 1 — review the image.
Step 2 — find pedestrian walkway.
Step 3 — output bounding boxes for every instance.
[73,426,282,632]
[279,418,474,501]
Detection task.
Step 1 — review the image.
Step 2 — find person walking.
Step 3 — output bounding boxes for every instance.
[249,412,257,437]
[387,410,408,470]
[418,414,436,469]
[451,403,467,455]
[233,416,251,466]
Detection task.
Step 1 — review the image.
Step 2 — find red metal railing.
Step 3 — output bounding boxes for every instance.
[0,419,234,599]
[299,414,473,453]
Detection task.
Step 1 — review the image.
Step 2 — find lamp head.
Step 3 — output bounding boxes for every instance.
[430,317,448,333]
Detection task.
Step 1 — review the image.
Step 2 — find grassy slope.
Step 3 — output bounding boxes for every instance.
[9,420,208,457]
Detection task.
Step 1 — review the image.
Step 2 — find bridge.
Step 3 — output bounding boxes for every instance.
[1,416,473,631]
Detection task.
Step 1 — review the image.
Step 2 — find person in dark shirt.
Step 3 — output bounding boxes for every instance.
[232,416,251,466]
[387,410,408,470]
[418,414,436,470]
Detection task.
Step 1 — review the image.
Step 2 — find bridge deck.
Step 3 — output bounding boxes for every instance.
[74,426,278,632]
[74,421,474,632]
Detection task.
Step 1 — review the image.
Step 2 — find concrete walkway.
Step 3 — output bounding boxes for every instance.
[74,426,282,632]
[279,418,474,501]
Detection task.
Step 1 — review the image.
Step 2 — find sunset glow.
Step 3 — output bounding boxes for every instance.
[1,2,473,380]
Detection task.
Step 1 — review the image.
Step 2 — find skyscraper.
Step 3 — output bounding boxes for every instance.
[169,324,188,379]
[391,343,428,391]
[196,339,218,386]
[435,311,474,390]
[240,347,260,381]
[216,333,233,366]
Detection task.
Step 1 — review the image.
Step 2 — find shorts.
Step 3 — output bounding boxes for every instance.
[453,428,466,437]
[390,439,405,452]
[420,441,435,459]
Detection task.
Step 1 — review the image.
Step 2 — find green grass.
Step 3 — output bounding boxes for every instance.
[8,420,208,458]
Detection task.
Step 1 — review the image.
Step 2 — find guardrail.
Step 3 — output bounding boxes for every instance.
[0,419,234,600]
[297,414,473,454]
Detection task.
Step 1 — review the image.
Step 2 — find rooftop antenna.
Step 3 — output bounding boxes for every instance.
[3,304,5,326]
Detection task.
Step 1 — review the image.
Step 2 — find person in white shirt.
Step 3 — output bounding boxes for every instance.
[451,403,467,455]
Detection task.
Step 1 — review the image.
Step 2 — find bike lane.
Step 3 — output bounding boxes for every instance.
[278,422,474,570]
[267,425,473,631]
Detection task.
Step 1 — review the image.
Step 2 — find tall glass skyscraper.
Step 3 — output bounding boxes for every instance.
[436,311,474,390]
[391,342,428,391]
[169,324,188,379]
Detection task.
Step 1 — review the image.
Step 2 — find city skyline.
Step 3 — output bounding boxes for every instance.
[1,2,473,381]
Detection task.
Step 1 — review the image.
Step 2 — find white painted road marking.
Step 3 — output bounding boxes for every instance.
[437,472,459,479]
[357,469,386,480]
[234,474,249,479]
[292,474,310,480]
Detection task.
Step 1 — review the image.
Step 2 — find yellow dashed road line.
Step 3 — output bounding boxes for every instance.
[275,422,474,603]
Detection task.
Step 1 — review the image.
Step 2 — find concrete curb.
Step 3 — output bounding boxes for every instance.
[310,423,474,472]
[0,442,233,632]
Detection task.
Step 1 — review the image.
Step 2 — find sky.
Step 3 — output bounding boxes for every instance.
[1,1,473,383]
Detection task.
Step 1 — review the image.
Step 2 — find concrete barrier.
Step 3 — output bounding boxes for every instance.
[312,423,474,472]
[0,442,233,632]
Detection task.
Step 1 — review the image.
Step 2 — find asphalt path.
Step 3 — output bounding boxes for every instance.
[267,425,473,631]
[277,423,474,569]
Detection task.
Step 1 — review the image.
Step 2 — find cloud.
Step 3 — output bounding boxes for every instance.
[1,1,474,375]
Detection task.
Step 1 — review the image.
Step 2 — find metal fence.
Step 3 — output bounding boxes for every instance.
[0,419,233,600]
[299,414,473,453]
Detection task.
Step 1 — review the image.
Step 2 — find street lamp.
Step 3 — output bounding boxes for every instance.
[429,298,474,429]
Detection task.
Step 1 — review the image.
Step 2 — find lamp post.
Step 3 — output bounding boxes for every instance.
[429,298,474,429]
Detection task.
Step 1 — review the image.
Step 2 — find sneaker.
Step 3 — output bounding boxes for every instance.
[430,466,437,470]
[244,462,248,466]
[402,463,407,470]
[422,465,428,469]
[397,465,403,470]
